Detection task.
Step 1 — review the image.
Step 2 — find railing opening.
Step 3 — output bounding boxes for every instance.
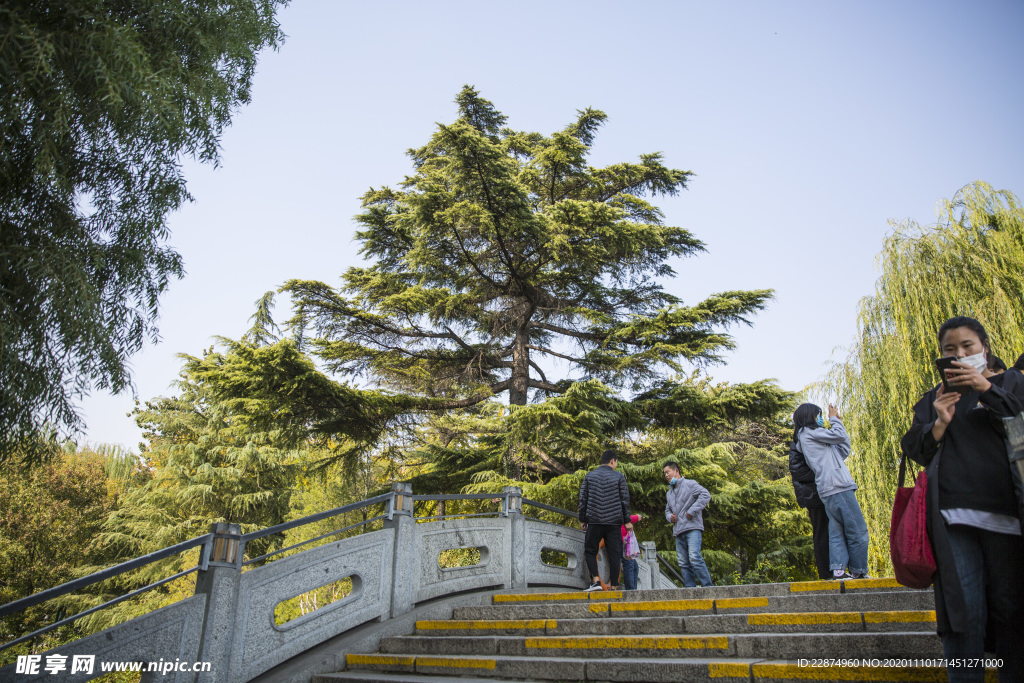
[274,575,357,626]
[540,548,573,568]
[438,546,485,569]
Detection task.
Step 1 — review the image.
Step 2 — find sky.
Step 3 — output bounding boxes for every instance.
[79,0,1024,451]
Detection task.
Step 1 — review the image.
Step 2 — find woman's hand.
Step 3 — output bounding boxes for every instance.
[931,385,960,441]
[828,403,840,419]
[944,360,993,393]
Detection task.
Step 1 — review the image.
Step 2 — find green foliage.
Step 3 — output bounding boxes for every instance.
[285,86,773,476]
[0,0,287,461]
[820,182,1024,574]
[91,343,313,627]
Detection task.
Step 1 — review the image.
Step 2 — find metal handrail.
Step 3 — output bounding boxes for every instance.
[0,533,212,620]
[521,498,577,518]
[240,493,392,542]
[1,565,201,652]
[657,552,688,586]
[242,515,387,566]
[410,493,508,502]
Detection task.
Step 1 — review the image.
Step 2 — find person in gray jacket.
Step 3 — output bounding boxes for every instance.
[793,402,870,579]
[663,461,714,587]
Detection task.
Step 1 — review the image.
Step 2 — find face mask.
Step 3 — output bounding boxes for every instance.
[960,351,988,373]
[670,477,678,487]
[815,415,824,427]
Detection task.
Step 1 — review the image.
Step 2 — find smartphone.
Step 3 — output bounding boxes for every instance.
[936,356,971,394]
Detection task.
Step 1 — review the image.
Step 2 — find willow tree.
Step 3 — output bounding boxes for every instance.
[821,181,1024,573]
[287,87,772,477]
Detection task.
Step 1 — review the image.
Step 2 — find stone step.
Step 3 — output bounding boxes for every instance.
[377,631,943,659]
[488,577,918,605]
[415,610,936,636]
[454,590,934,620]
[335,655,989,683]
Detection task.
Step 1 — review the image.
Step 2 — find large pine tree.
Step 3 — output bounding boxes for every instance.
[287,87,772,477]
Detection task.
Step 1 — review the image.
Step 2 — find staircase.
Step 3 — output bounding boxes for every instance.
[313,577,995,683]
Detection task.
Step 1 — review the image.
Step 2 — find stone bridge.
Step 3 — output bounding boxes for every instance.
[0,484,673,682]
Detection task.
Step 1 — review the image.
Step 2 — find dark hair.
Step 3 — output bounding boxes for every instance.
[992,356,1007,372]
[937,317,987,356]
[1015,353,1024,372]
[601,449,617,465]
[663,460,680,473]
[792,403,822,443]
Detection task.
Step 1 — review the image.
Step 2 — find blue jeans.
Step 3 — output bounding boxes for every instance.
[621,557,639,590]
[941,524,1024,683]
[821,490,869,574]
[674,529,713,587]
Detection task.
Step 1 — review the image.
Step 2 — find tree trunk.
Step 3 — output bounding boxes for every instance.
[505,318,531,479]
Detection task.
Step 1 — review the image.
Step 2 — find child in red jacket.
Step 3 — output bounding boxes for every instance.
[621,514,642,589]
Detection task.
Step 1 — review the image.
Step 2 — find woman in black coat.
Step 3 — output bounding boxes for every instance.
[900,317,1024,683]
[789,433,830,580]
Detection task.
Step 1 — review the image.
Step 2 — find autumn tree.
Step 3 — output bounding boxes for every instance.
[0,446,121,663]
[287,87,772,477]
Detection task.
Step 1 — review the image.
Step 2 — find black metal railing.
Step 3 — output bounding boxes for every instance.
[656,552,688,587]
[522,498,577,518]
[0,534,212,651]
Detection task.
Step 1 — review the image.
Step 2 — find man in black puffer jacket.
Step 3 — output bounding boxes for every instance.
[579,449,632,591]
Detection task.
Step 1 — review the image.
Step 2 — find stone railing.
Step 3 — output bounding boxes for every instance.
[0,484,670,683]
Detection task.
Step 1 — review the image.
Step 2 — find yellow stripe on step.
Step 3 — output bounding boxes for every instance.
[844,577,903,590]
[493,592,587,602]
[416,656,496,670]
[609,599,713,612]
[709,661,753,678]
[347,654,414,667]
[789,580,841,592]
[863,610,936,623]
[525,635,729,650]
[748,612,861,625]
[593,590,623,600]
[416,619,549,630]
[716,597,770,609]
[589,603,609,614]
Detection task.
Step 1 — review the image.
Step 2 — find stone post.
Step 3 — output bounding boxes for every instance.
[503,486,526,589]
[194,523,243,683]
[384,482,414,618]
[640,541,661,590]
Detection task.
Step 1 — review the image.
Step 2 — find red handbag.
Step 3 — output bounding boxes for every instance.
[889,454,937,588]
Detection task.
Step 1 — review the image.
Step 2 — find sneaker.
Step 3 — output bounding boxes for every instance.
[849,572,872,580]
[833,570,852,580]
[584,582,603,592]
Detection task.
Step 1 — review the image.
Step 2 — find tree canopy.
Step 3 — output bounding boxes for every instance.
[0,0,287,461]
[286,86,772,475]
[822,181,1024,573]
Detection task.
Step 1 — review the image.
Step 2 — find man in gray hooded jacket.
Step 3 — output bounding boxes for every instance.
[663,461,714,587]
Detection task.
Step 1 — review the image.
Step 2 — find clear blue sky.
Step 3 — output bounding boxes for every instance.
[80,0,1024,450]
